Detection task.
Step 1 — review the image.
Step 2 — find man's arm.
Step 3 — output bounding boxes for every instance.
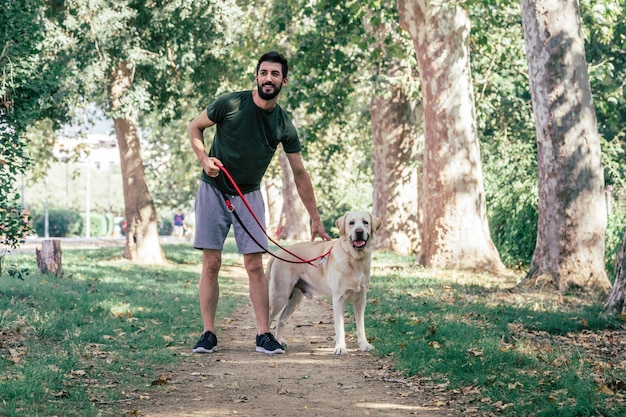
[285,152,331,241]
[187,109,222,177]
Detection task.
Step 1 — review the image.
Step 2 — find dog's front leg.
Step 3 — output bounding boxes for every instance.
[332,296,347,354]
[354,292,374,352]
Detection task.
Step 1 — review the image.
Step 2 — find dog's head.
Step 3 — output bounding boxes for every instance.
[336,211,382,251]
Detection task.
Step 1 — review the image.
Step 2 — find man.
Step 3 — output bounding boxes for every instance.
[188,51,331,355]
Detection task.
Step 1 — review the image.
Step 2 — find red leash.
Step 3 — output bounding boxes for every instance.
[217,165,332,266]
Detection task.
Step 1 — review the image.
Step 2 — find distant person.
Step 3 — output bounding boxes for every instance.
[173,209,185,237]
[187,51,331,355]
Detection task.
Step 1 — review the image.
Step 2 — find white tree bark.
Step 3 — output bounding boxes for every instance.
[276,150,310,241]
[520,0,610,291]
[397,0,505,272]
[367,12,421,256]
[370,90,421,255]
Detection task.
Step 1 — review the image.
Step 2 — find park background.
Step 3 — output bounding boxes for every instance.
[3,1,626,416]
[3,0,626,279]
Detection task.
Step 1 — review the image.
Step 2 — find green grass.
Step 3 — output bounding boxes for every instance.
[363,252,626,416]
[0,243,246,417]
[1,245,625,416]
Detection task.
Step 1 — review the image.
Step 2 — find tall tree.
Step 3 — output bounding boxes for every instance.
[250,0,426,250]
[370,85,422,255]
[366,7,422,255]
[1,0,72,248]
[44,0,241,263]
[397,0,505,272]
[520,0,611,291]
[275,150,310,240]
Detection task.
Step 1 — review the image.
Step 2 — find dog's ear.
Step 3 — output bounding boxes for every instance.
[336,213,348,236]
[370,213,382,233]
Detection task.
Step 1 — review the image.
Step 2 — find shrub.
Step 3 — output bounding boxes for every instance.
[606,213,626,283]
[80,213,110,237]
[0,201,30,248]
[488,185,538,270]
[159,217,173,236]
[32,209,82,237]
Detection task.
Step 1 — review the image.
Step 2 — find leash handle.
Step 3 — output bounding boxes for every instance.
[217,165,332,265]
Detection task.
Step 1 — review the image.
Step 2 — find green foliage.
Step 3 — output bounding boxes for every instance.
[467,2,539,269]
[581,0,626,191]
[0,135,29,250]
[606,213,626,282]
[42,0,242,122]
[0,202,30,250]
[30,210,116,238]
[484,140,538,269]
[142,108,200,213]
[159,216,173,236]
[5,0,626,276]
[1,0,75,248]
[32,209,82,237]
[80,212,113,237]
[1,0,73,133]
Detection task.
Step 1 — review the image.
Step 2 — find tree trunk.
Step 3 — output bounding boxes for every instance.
[605,228,626,314]
[370,86,421,255]
[276,150,310,241]
[263,176,283,238]
[36,239,63,277]
[520,0,610,292]
[398,0,505,272]
[366,10,421,256]
[109,61,165,264]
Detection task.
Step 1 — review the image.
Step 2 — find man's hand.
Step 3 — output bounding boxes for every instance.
[202,157,223,178]
[311,218,332,241]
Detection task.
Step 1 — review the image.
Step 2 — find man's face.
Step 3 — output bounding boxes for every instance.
[256,61,286,100]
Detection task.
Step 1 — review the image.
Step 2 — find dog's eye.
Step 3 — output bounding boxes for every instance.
[363,221,369,225]
[349,221,355,225]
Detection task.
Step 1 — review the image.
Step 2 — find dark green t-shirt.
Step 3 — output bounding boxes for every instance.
[201,90,301,195]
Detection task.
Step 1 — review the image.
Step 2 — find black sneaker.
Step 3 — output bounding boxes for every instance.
[256,332,285,354]
[193,330,217,353]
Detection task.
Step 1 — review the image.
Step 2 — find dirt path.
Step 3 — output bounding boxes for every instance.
[123,276,457,417]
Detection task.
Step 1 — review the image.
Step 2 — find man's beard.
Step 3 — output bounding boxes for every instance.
[257,82,282,100]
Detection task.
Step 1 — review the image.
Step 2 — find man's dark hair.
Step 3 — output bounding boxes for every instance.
[256,51,289,79]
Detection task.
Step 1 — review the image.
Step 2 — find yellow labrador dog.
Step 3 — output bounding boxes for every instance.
[267,211,382,354]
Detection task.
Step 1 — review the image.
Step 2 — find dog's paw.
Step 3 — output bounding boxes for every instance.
[333,345,348,355]
[359,342,375,352]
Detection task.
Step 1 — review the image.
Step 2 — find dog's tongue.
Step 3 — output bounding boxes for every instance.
[353,240,366,248]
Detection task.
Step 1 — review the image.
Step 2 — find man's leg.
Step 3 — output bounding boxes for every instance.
[244,252,285,354]
[243,252,270,334]
[193,249,221,353]
[199,249,221,333]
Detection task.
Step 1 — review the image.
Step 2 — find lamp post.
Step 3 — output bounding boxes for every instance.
[85,156,91,238]
[44,176,49,238]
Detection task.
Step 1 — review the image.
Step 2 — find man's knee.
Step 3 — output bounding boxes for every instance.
[244,253,264,277]
[202,250,222,275]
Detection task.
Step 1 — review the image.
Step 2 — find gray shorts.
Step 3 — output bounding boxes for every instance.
[193,181,268,254]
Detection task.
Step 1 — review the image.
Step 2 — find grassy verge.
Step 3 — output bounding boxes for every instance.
[365,252,626,416]
[1,244,625,416]
[0,242,246,417]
